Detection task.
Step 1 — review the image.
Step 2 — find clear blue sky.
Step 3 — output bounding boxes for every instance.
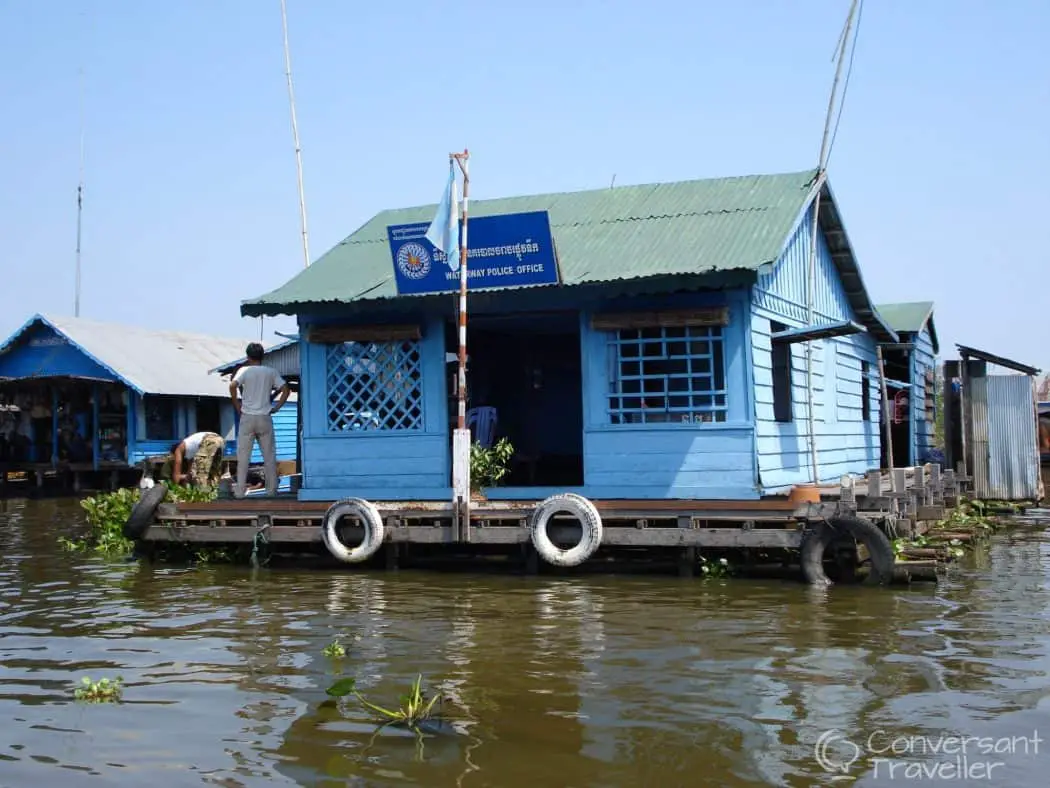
[1,1,1047,369]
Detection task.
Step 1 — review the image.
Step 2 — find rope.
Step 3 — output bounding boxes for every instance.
[250,522,272,568]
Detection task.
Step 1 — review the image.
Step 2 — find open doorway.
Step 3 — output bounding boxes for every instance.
[448,311,584,487]
[880,349,911,468]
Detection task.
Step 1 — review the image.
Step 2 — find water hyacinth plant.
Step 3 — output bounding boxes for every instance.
[699,555,732,578]
[60,481,218,557]
[326,674,444,730]
[322,638,347,659]
[73,676,123,703]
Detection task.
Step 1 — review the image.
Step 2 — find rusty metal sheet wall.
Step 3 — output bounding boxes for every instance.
[974,374,1039,500]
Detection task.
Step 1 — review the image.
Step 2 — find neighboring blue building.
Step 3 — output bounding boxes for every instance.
[240,169,898,502]
[873,301,939,467]
[213,338,301,468]
[0,314,251,474]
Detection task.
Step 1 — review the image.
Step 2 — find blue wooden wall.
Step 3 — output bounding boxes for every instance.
[0,323,118,382]
[295,290,761,502]
[910,325,937,464]
[576,289,758,500]
[297,316,449,501]
[750,209,881,491]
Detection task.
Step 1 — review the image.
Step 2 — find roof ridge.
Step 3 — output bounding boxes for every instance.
[42,313,256,344]
[373,167,819,217]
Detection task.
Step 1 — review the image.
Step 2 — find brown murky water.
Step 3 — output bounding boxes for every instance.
[1,497,1050,787]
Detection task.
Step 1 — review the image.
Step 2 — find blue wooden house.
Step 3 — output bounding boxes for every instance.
[0,313,252,482]
[239,169,898,502]
[873,301,939,467]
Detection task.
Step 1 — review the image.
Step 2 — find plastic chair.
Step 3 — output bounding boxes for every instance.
[466,406,498,448]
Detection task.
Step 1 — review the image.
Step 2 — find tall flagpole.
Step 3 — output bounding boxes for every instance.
[453,150,470,431]
[450,150,471,527]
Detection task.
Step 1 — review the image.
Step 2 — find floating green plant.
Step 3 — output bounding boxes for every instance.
[61,482,217,557]
[73,676,123,703]
[326,674,443,729]
[699,554,732,578]
[322,638,347,659]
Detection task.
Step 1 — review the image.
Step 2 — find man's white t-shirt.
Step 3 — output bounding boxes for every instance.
[181,431,210,459]
[234,365,286,416]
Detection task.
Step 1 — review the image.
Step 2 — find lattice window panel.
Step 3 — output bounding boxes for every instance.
[325,341,423,432]
[606,325,728,425]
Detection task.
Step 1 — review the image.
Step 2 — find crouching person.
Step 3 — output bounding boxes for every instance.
[166,431,226,489]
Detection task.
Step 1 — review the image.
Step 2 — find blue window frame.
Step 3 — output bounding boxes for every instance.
[143,395,177,441]
[325,340,423,432]
[606,325,727,425]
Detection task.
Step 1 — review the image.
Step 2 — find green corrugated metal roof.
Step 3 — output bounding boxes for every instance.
[875,301,934,334]
[875,301,937,353]
[242,168,822,314]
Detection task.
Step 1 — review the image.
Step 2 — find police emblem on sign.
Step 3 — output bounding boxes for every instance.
[396,242,431,280]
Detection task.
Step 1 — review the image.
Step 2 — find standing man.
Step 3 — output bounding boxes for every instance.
[230,342,290,497]
[165,431,226,488]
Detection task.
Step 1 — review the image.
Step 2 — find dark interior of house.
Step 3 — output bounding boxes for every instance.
[880,350,911,468]
[447,311,584,487]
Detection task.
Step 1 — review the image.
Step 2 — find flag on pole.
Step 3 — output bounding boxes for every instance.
[425,163,461,271]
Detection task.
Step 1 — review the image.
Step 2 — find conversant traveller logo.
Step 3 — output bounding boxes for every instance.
[814,727,1042,782]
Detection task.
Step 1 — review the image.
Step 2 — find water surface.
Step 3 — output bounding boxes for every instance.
[1,496,1049,786]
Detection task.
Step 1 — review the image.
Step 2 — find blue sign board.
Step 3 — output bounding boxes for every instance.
[386,210,560,296]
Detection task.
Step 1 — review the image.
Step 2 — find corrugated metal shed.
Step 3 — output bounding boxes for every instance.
[0,313,255,398]
[970,375,1040,500]
[212,338,300,378]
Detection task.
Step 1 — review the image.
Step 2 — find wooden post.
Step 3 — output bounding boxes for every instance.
[914,465,926,505]
[50,386,59,469]
[876,345,894,471]
[91,383,100,472]
[840,475,855,506]
[929,463,942,504]
[942,360,958,470]
[867,469,882,498]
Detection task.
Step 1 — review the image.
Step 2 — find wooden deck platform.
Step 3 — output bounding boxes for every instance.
[142,463,967,553]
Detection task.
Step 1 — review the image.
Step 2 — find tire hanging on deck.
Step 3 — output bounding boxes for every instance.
[530,493,603,568]
[123,484,168,540]
[322,497,385,564]
[800,514,895,586]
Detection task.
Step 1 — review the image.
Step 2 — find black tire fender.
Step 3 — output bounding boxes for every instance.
[123,484,168,539]
[530,493,603,568]
[800,515,895,587]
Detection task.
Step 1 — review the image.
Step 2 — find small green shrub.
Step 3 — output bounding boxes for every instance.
[470,438,514,491]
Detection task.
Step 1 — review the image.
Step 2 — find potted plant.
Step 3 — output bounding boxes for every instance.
[469,437,514,500]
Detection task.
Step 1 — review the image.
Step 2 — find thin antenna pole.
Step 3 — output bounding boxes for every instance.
[280,0,311,268]
[610,174,616,188]
[804,0,860,484]
[74,66,85,317]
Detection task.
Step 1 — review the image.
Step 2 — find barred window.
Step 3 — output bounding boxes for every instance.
[607,326,727,425]
[325,341,423,432]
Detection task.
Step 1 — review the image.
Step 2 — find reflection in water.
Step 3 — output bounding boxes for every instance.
[0,499,1049,787]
